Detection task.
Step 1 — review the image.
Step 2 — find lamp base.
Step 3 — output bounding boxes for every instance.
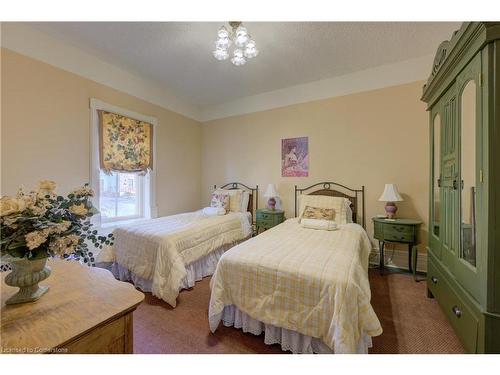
[267,197,276,210]
[385,202,398,219]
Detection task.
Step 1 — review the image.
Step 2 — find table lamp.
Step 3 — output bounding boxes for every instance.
[264,184,279,210]
[379,184,403,219]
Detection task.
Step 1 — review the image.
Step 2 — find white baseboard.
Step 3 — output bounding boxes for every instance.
[369,246,427,273]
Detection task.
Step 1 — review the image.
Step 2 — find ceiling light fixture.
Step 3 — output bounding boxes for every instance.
[212,21,259,66]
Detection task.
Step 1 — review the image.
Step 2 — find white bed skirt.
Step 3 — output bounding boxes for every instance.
[112,245,228,292]
[214,305,373,354]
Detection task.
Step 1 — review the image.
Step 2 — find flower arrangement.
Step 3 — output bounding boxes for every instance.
[0,180,113,264]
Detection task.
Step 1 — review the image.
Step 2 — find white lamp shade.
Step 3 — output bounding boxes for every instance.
[264,184,279,198]
[378,184,403,202]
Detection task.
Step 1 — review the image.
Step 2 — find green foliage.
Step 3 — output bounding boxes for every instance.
[0,182,114,266]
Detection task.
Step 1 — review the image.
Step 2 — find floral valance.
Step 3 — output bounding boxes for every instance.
[98,110,153,174]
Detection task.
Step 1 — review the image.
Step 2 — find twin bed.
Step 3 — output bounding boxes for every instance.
[109,183,257,307]
[108,181,382,353]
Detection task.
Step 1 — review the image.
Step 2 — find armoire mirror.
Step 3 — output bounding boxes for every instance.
[460,80,476,267]
[432,113,441,237]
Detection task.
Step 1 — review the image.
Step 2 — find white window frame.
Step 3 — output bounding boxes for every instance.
[90,98,158,228]
[98,171,145,224]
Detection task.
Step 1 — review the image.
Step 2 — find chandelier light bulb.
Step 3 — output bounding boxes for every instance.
[213,47,229,61]
[213,22,257,65]
[215,36,231,49]
[244,39,258,58]
[234,26,249,47]
[217,26,229,39]
[231,49,246,66]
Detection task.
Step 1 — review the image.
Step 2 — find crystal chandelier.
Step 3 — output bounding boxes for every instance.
[212,22,259,66]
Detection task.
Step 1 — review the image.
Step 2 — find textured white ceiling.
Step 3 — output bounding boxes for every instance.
[29,22,460,108]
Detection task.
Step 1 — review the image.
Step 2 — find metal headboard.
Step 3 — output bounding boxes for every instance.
[294,182,366,228]
[214,182,258,223]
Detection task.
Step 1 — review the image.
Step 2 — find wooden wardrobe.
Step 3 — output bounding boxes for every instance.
[421,22,500,353]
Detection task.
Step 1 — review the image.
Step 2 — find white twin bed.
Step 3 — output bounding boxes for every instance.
[108,183,256,307]
[107,181,382,353]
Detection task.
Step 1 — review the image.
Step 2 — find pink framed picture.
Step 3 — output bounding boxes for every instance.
[281,137,309,177]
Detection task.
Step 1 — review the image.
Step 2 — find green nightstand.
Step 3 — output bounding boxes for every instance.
[256,209,285,234]
[372,217,422,279]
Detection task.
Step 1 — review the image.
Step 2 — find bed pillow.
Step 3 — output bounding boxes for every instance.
[240,191,250,212]
[298,195,350,225]
[345,201,354,223]
[301,218,338,231]
[202,206,226,216]
[210,191,230,212]
[214,189,243,212]
[302,205,335,221]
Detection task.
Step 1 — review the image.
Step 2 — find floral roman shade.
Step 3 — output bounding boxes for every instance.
[98,110,153,174]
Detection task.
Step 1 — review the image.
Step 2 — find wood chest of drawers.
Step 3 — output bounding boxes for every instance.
[1,259,144,354]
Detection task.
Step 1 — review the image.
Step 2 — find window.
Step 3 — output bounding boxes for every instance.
[90,99,157,227]
[99,171,145,223]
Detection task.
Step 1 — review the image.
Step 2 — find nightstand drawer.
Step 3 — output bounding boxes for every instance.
[385,224,414,235]
[383,231,414,242]
[256,212,273,221]
[374,221,384,239]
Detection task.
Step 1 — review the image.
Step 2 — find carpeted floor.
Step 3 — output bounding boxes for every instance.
[133,270,465,354]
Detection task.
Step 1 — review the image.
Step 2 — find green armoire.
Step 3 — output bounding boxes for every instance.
[421,22,500,353]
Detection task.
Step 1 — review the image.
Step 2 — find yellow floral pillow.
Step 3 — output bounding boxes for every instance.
[302,206,335,221]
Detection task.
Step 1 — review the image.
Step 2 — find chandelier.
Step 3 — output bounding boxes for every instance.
[212,21,259,66]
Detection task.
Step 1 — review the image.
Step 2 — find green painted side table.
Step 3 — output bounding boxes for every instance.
[256,209,285,234]
[372,217,422,279]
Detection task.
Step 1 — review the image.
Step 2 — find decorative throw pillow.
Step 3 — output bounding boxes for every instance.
[298,195,350,225]
[210,192,230,212]
[302,205,335,221]
[214,189,243,212]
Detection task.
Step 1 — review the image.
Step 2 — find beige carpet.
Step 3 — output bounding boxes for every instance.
[133,270,465,354]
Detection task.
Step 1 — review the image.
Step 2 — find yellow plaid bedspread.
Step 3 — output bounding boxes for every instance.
[208,219,383,353]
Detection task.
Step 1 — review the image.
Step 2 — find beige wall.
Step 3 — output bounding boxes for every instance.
[1,48,202,216]
[201,81,429,251]
[1,46,431,253]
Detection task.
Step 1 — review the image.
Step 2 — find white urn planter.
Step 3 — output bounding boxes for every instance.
[4,256,51,305]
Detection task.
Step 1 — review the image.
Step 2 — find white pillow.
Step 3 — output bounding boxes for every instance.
[214,189,243,212]
[298,195,350,225]
[301,218,338,231]
[240,191,250,212]
[202,206,226,216]
[345,201,354,223]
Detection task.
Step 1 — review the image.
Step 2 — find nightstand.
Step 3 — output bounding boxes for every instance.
[372,217,422,279]
[256,209,285,234]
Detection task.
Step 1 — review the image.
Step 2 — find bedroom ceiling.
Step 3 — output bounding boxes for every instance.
[29,22,461,108]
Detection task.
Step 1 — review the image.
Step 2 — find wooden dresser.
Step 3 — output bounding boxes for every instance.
[1,259,144,354]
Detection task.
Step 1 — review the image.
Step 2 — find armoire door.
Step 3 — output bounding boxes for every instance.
[454,52,482,302]
[429,106,443,259]
[439,82,459,274]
